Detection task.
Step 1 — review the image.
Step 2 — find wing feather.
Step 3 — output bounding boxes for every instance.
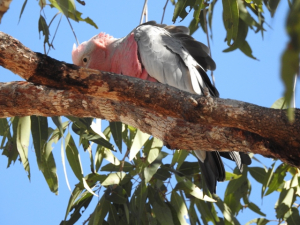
[134,24,206,95]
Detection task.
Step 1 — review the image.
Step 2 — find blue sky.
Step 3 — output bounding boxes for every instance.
[0,1,296,224]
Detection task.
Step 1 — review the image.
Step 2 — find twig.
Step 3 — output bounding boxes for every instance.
[139,0,148,24]
[46,14,62,55]
[203,8,216,87]
[119,148,131,172]
[66,17,79,46]
[83,214,92,225]
[161,0,169,24]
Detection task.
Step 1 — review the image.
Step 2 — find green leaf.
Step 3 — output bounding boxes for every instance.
[78,173,106,190]
[196,198,220,224]
[105,186,128,204]
[188,199,198,225]
[177,161,200,176]
[49,0,98,29]
[265,0,281,17]
[94,145,104,172]
[144,162,161,183]
[238,0,261,29]
[108,203,118,225]
[208,0,217,36]
[271,97,288,109]
[101,172,129,186]
[81,132,115,151]
[148,187,174,225]
[61,188,93,225]
[245,218,270,225]
[275,188,295,219]
[38,15,50,46]
[281,1,300,120]
[171,149,189,168]
[247,202,266,217]
[41,151,58,194]
[170,191,189,225]
[286,208,300,225]
[281,47,298,120]
[143,137,163,165]
[248,167,267,184]
[31,116,48,170]
[214,194,239,224]
[188,0,205,35]
[0,118,9,136]
[65,132,83,180]
[109,122,123,153]
[131,182,148,224]
[222,0,239,45]
[0,118,17,167]
[153,166,172,181]
[32,117,59,194]
[129,129,150,161]
[88,195,110,225]
[224,167,248,215]
[262,162,276,198]
[62,186,83,224]
[225,171,242,181]
[16,116,31,179]
[223,18,257,59]
[101,148,120,165]
[51,116,64,135]
[265,163,289,196]
[19,0,28,23]
[101,162,133,172]
[172,0,196,23]
[175,176,216,202]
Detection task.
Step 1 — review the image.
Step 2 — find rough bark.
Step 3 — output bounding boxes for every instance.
[0,31,300,167]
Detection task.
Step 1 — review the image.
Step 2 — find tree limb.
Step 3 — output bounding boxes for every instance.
[0,31,299,167]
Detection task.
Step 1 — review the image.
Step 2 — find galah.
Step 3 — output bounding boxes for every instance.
[72,21,251,193]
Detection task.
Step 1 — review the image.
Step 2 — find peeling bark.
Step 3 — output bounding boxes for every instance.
[0,31,300,168]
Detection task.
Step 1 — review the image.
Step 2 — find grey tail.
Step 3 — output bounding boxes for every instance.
[198,152,225,194]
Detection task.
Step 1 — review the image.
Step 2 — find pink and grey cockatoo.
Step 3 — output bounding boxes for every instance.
[72,21,251,193]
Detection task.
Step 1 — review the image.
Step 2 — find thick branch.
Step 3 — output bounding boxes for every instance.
[0,31,300,167]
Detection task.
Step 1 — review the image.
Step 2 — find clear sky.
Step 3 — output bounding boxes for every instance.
[0,1,296,225]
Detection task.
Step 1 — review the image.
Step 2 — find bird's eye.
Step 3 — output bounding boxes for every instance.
[83,57,88,63]
[82,56,89,66]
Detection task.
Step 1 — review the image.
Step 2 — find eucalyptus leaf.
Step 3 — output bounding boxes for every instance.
[16,116,31,179]
[109,121,123,153]
[129,129,150,161]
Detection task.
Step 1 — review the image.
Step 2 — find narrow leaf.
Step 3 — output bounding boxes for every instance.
[129,129,150,161]
[19,0,28,23]
[65,132,83,180]
[171,191,189,225]
[109,121,123,153]
[31,116,48,170]
[16,116,31,179]
[101,172,128,186]
[222,0,239,45]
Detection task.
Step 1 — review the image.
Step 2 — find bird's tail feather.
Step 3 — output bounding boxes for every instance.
[197,151,225,194]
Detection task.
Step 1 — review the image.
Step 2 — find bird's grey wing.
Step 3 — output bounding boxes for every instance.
[134,24,205,95]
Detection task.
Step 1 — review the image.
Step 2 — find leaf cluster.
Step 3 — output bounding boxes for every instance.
[1,116,300,224]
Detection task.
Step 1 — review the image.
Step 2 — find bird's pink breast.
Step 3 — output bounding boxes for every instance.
[111,33,157,82]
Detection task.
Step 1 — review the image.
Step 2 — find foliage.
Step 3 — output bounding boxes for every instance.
[2,114,300,224]
[1,0,300,224]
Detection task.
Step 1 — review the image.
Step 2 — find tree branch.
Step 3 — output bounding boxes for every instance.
[0,31,300,167]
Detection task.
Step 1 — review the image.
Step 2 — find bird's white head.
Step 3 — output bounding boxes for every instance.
[71,33,117,70]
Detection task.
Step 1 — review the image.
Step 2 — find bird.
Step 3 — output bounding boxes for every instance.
[72,21,251,193]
